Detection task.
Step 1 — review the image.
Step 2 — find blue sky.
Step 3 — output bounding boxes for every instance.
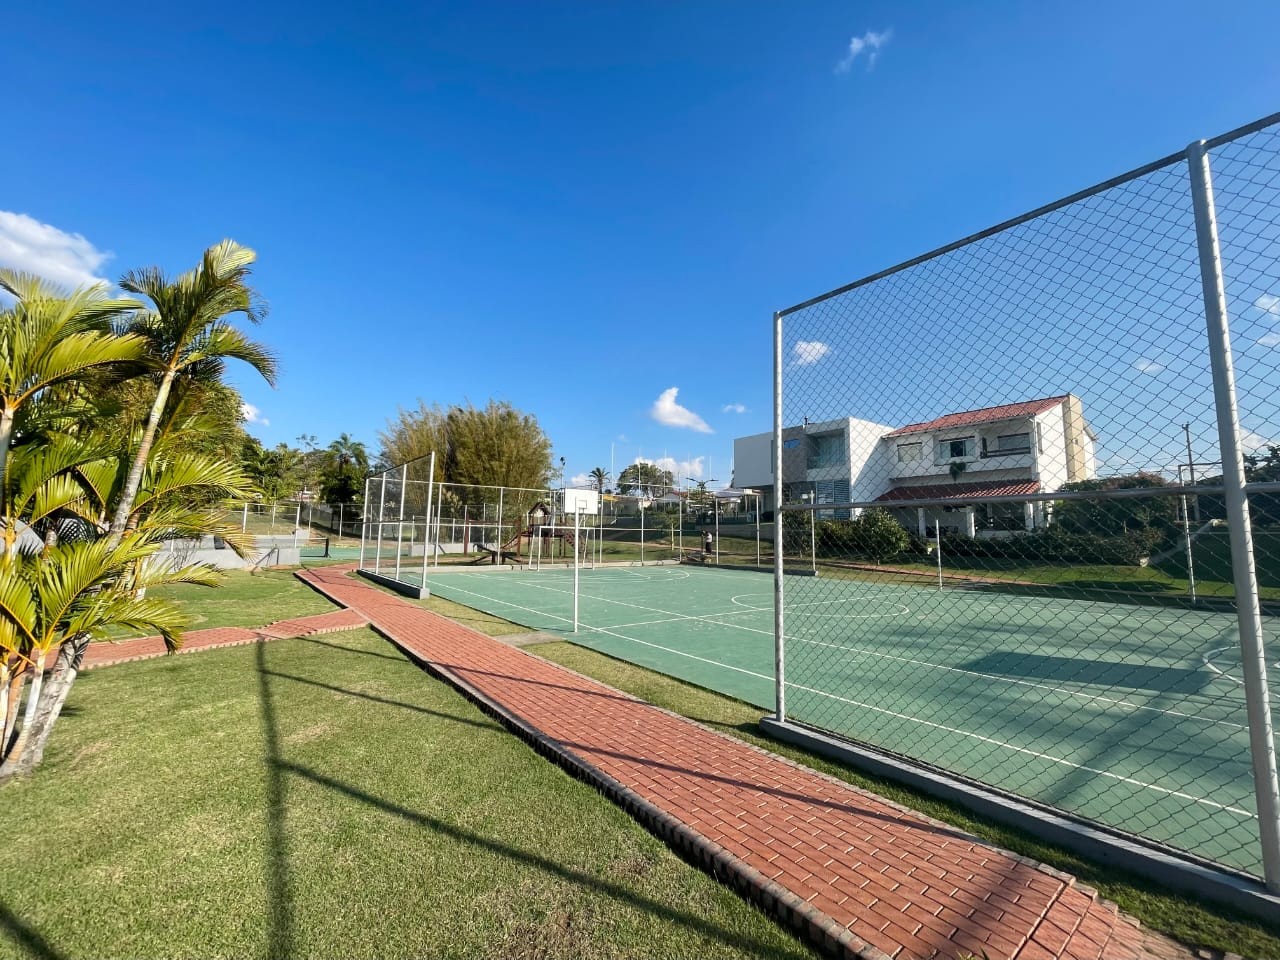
[4,1,1280,489]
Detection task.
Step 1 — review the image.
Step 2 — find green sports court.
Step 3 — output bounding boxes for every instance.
[416,563,1276,877]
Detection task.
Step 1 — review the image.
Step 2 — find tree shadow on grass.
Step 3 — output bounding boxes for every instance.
[256,641,294,960]
[253,639,812,960]
[0,901,69,960]
[260,669,496,731]
[296,635,407,663]
[279,760,813,960]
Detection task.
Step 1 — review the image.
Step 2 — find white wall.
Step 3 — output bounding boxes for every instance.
[1035,406,1070,490]
[844,417,897,502]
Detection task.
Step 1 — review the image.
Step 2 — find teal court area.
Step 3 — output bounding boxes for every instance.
[419,564,1275,877]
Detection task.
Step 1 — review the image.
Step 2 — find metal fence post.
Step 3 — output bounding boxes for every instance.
[420,452,436,587]
[395,463,408,580]
[358,479,369,568]
[772,310,786,723]
[374,474,387,575]
[1188,138,1280,891]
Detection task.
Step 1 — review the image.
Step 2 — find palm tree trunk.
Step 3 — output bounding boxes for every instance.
[107,369,175,544]
[0,406,14,556]
[0,639,86,780]
[0,665,10,755]
[3,649,47,768]
[2,668,23,754]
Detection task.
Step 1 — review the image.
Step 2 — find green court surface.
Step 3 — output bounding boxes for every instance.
[418,564,1275,877]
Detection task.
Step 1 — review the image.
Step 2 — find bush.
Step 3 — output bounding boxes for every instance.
[815,509,910,564]
[940,527,1159,566]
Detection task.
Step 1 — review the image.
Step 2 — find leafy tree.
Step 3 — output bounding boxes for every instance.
[617,462,674,496]
[0,271,261,779]
[1053,473,1178,543]
[108,240,278,543]
[379,400,551,490]
[319,433,369,504]
[240,438,303,501]
[588,467,610,493]
[1245,446,1280,527]
[0,272,145,506]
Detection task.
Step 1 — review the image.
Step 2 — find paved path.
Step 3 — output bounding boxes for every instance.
[298,564,1195,960]
[81,608,368,670]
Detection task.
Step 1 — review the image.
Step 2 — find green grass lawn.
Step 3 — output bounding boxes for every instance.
[106,568,340,639]
[0,628,814,960]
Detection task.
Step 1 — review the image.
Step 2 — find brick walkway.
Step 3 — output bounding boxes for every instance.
[81,608,368,669]
[299,564,1191,960]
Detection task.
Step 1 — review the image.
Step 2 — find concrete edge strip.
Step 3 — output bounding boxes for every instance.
[760,716,1280,927]
[360,618,890,960]
[83,612,371,671]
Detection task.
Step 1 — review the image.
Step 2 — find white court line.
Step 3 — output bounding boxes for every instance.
[436,574,1248,730]
[425,576,1255,814]
[1203,646,1245,685]
[783,679,1255,818]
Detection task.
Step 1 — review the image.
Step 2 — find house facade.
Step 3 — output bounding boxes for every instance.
[731,394,1097,537]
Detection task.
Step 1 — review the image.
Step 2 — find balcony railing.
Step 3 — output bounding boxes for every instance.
[980,445,1032,459]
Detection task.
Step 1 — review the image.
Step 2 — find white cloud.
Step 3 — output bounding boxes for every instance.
[835,29,892,74]
[1240,429,1276,453]
[241,402,270,427]
[722,403,747,414]
[792,341,830,366]
[0,210,112,291]
[651,387,713,433]
[637,455,705,482]
[1259,331,1280,347]
[570,472,592,487]
[1254,293,1280,316]
[1134,358,1165,374]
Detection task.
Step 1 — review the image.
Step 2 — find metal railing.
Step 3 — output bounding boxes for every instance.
[773,112,1280,885]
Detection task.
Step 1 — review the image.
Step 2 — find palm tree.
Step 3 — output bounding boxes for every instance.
[0,272,144,517]
[107,240,278,543]
[589,467,609,493]
[0,423,254,779]
[328,433,369,473]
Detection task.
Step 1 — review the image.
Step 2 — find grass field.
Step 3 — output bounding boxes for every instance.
[105,568,339,639]
[0,628,814,960]
[419,564,1275,876]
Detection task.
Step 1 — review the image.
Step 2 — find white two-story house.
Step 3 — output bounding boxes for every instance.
[731,394,1096,538]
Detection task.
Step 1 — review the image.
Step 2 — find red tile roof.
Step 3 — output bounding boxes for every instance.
[884,395,1069,438]
[875,479,1041,503]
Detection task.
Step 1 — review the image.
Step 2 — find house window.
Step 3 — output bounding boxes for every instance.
[939,437,973,461]
[808,434,845,469]
[995,433,1031,454]
[782,438,801,449]
[897,442,922,463]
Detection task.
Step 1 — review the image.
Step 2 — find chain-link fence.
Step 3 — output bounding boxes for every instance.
[358,456,767,590]
[771,114,1280,882]
[218,499,364,557]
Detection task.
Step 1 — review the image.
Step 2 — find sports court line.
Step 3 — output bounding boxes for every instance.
[783,679,1256,818]
[427,575,1253,815]
[793,633,1249,732]
[479,572,1249,733]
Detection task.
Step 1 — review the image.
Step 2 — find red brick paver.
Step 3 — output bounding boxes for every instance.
[81,607,368,669]
[300,564,1179,960]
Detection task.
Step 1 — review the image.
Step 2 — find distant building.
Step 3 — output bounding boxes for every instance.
[731,394,1097,537]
